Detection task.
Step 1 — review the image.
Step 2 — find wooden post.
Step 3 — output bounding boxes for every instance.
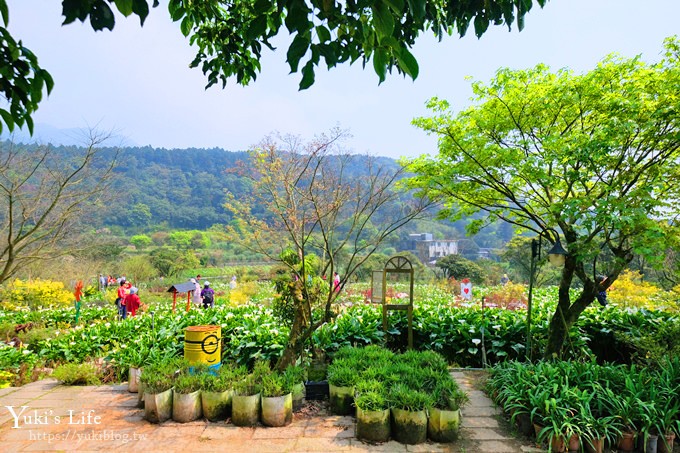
[186,291,191,312]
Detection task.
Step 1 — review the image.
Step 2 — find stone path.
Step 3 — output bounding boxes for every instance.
[0,371,540,452]
[451,371,540,453]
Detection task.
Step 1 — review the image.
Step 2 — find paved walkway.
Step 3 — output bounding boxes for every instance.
[0,371,539,452]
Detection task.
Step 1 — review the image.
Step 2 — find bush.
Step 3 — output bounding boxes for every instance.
[355,390,388,411]
[608,270,679,310]
[173,373,202,394]
[436,255,484,284]
[483,282,528,309]
[0,279,74,310]
[388,383,434,411]
[327,359,360,387]
[140,361,176,394]
[52,363,100,385]
[261,372,288,397]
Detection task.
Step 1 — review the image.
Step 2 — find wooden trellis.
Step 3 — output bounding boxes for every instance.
[379,255,414,349]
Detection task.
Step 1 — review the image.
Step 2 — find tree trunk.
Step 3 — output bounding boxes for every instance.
[544,280,595,359]
[276,322,309,371]
[543,255,595,359]
[275,292,311,370]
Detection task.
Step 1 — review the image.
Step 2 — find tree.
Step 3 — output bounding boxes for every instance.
[436,254,483,283]
[120,255,158,282]
[129,203,152,228]
[130,234,152,249]
[405,38,680,358]
[226,128,431,369]
[0,136,116,284]
[0,0,548,133]
[149,246,198,277]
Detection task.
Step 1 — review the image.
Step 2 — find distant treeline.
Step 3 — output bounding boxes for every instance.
[29,143,402,232]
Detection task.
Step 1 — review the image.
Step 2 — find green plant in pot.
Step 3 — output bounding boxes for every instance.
[232,373,262,427]
[261,371,293,427]
[536,412,581,453]
[388,383,434,445]
[606,375,645,451]
[580,411,624,453]
[172,372,203,423]
[652,399,679,453]
[327,359,359,415]
[126,348,148,394]
[427,377,469,443]
[199,369,233,421]
[502,381,534,437]
[283,365,306,411]
[355,387,390,443]
[140,362,175,424]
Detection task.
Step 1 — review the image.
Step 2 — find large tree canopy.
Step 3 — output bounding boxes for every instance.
[405,37,680,359]
[0,0,548,133]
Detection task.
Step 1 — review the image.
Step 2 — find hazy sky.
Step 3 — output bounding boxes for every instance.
[5,1,680,158]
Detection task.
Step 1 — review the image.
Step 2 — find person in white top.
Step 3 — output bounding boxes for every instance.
[191,278,202,306]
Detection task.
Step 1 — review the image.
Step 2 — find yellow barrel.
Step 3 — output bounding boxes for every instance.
[184,325,221,366]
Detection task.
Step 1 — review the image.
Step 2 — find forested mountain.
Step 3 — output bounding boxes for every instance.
[44,144,402,232]
[103,146,250,229]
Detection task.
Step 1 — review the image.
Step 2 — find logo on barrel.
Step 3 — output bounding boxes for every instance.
[185,334,220,363]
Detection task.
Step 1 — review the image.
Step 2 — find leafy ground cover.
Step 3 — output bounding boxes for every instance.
[486,359,680,450]
[0,282,678,386]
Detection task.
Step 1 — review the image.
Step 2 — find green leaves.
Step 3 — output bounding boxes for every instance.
[395,46,418,79]
[372,2,395,38]
[174,0,548,90]
[406,0,425,21]
[114,0,134,17]
[286,33,310,73]
[373,48,389,83]
[89,1,115,31]
[180,15,192,37]
[0,0,8,27]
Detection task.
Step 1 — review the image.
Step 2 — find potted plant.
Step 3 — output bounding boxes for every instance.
[653,400,679,453]
[388,383,434,445]
[232,373,261,427]
[581,413,624,453]
[305,349,329,400]
[354,380,390,443]
[260,371,293,427]
[427,378,469,443]
[140,362,174,423]
[200,366,238,421]
[607,377,644,451]
[172,371,203,422]
[283,365,306,411]
[126,348,149,394]
[327,359,358,415]
[536,406,582,453]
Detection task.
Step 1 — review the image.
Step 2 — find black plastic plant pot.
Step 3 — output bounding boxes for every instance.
[304,381,330,400]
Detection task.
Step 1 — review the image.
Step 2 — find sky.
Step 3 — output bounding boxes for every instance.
[4,0,680,158]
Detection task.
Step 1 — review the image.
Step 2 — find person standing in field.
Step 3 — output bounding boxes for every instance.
[116,279,127,319]
[126,287,141,317]
[333,272,341,293]
[201,281,215,309]
[191,278,202,307]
